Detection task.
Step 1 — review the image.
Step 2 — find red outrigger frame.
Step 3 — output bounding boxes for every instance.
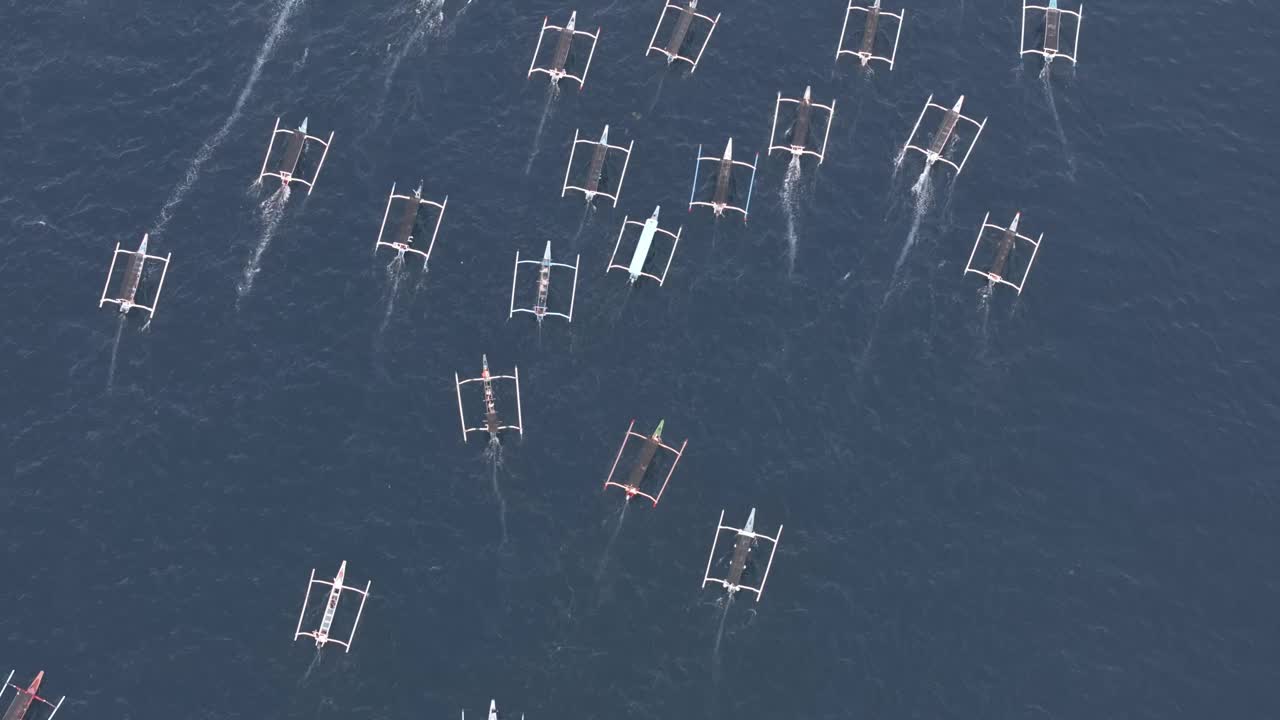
[602,419,687,507]
[1,671,64,720]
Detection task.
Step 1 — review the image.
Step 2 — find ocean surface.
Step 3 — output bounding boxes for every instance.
[2,1,1279,718]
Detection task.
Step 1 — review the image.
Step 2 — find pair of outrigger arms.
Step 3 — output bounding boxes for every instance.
[527,2,721,91]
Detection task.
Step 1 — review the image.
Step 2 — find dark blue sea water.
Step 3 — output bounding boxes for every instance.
[3,1,1279,718]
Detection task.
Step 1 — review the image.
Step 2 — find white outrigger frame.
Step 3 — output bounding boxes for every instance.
[561,125,633,207]
[455,355,524,442]
[1020,0,1082,66]
[688,138,758,221]
[645,0,721,73]
[1,670,65,720]
[527,11,600,90]
[964,211,1043,295]
[99,233,170,319]
[374,181,447,267]
[607,206,681,286]
[897,94,986,176]
[603,419,687,507]
[461,700,523,720]
[767,86,836,165]
[256,117,334,195]
[293,560,371,653]
[835,0,905,70]
[701,508,782,602]
[509,241,580,323]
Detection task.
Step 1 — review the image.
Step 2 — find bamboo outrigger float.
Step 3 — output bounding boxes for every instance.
[373,181,447,268]
[701,508,782,602]
[835,0,905,70]
[293,561,371,653]
[455,355,524,442]
[1,671,64,720]
[256,117,333,195]
[645,0,721,73]
[98,233,171,319]
[527,11,600,90]
[607,206,681,286]
[964,211,1044,295]
[897,94,987,176]
[1020,0,1083,66]
[602,419,688,507]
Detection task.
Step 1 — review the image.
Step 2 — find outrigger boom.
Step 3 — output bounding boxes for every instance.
[2,671,64,720]
[645,0,721,73]
[835,0,905,70]
[256,116,334,195]
[1020,0,1082,66]
[603,419,688,507]
[963,211,1043,295]
[701,508,782,602]
[561,125,633,207]
[293,561,371,653]
[509,241,580,323]
[767,86,836,165]
[688,138,758,221]
[98,233,171,319]
[898,94,987,176]
[527,10,601,90]
[374,181,447,267]
[455,355,524,441]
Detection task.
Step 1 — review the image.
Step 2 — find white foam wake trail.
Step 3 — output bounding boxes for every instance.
[858,169,933,376]
[441,0,476,39]
[979,283,992,351]
[893,169,933,274]
[378,254,406,335]
[525,86,558,175]
[711,595,733,686]
[105,313,125,391]
[781,156,802,273]
[1041,68,1076,177]
[376,0,444,118]
[299,648,322,683]
[238,185,291,298]
[154,0,307,233]
[485,437,509,546]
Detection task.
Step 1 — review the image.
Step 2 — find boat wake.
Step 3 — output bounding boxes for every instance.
[978,282,993,354]
[893,168,933,274]
[238,185,291,300]
[525,85,559,176]
[378,253,406,337]
[711,595,733,684]
[154,0,307,233]
[646,69,668,115]
[781,156,802,274]
[440,0,476,40]
[570,203,593,244]
[1041,68,1076,179]
[374,0,445,125]
[105,313,125,392]
[856,170,933,377]
[484,437,509,547]
[594,501,629,582]
[299,648,322,683]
